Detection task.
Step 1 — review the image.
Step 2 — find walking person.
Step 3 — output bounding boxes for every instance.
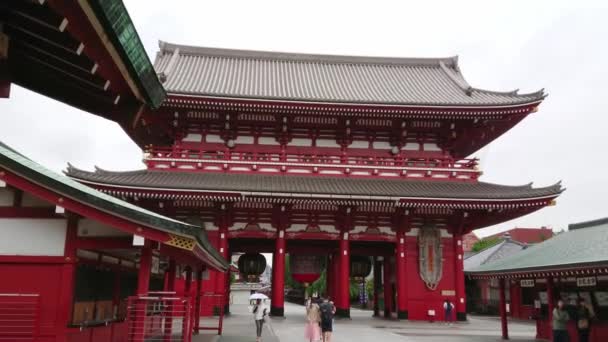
[305,297,322,342]
[443,299,454,324]
[319,298,336,342]
[552,299,570,342]
[576,298,594,342]
[252,298,267,342]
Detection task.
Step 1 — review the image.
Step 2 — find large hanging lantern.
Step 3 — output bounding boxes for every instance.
[237,253,267,281]
[350,256,372,280]
[290,255,324,285]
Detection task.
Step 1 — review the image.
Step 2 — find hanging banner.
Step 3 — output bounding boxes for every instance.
[418,226,443,291]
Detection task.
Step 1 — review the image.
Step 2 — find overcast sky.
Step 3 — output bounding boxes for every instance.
[1,0,607,238]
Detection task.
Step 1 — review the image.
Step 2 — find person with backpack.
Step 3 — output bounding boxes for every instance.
[252,298,267,342]
[576,298,595,342]
[443,299,454,324]
[319,298,336,342]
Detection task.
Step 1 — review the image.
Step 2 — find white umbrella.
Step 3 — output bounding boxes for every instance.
[249,293,269,300]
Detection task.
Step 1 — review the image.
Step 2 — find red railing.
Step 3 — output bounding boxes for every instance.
[144,147,479,179]
[126,294,192,342]
[196,294,225,335]
[0,293,40,342]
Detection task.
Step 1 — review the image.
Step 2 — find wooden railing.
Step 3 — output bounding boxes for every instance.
[144,147,480,180]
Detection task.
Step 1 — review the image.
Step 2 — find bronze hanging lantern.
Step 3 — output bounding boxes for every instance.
[350,255,372,281]
[237,253,267,282]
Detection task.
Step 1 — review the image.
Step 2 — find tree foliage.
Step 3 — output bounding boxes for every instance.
[471,237,500,252]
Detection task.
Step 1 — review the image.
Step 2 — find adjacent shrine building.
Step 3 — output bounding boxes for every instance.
[66,42,563,320]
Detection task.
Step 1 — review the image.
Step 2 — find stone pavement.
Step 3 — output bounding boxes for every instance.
[193,302,539,342]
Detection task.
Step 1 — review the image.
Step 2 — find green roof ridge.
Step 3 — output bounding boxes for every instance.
[89,0,166,108]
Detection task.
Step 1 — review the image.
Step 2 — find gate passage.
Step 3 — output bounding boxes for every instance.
[127,293,193,342]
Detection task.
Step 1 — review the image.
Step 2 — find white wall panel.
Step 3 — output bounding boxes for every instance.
[21,192,49,207]
[0,218,67,256]
[78,219,129,237]
[0,188,13,206]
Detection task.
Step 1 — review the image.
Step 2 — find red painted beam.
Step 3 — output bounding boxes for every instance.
[74,237,133,250]
[0,206,61,218]
[0,255,69,264]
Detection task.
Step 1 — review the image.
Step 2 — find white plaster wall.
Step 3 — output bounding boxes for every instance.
[182,133,202,142]
[0,218,67,256]
[21,192,49,207]
[0,188,13,206]
[78,219,129,237]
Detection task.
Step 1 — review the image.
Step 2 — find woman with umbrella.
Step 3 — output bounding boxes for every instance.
[250,293,269,342]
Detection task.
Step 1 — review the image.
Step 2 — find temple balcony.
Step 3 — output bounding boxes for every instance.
[143,147,481,181]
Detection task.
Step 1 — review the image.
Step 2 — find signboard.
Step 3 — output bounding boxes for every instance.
[441,290,455,296]
[539,291,548,304]
[520,279,535,287]
[595,292,608,307]
[577,277,597,287]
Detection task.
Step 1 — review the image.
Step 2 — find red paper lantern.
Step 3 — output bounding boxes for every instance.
[290,255,324,284]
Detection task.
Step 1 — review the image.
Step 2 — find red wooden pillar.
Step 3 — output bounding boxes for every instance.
[137,242,153,295]
[331,252,340,301]
[184,267,193,297]
[335,231,350,318]
[216,224,229,311]
[546,277,555,341]
[112,262,122,318]
[271,228,286,316]
[163,260,176,342]
[135,241,153,342]
[373,257,382,317]
[194,269,203,334]
[454,233,466,321]
[499,278,509,340]
[383,257,393,318]
[0,32,10,98]
[395,230,408,319]
[56,217,78,341]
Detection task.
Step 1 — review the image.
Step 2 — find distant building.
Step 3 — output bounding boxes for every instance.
[462,232,480,253]
[464,233,528,315]
[487,227,553,244]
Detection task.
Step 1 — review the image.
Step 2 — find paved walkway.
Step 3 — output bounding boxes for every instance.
[193,302,538,342]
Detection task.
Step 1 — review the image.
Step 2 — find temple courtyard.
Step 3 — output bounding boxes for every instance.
[194,303,538,342]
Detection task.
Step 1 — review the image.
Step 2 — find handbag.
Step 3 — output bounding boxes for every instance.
[578,318,589,329]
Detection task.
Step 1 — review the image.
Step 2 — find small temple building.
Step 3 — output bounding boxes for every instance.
[467,218,608,341]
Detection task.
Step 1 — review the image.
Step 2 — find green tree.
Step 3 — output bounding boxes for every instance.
[471,237,500,252]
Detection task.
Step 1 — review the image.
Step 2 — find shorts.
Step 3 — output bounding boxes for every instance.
[321,319,333,333]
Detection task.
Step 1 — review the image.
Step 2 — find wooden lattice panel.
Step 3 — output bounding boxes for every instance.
[165,234,195,251]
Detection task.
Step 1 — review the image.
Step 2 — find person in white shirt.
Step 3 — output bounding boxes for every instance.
[253,299,267,342]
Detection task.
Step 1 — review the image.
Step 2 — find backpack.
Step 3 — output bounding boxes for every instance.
[320,302,333,322]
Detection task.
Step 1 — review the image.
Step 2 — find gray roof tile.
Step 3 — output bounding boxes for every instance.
[154,41,545,107]
[467,219,608,274]
[65,167,563,201]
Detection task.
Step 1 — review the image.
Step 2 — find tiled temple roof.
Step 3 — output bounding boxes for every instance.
[467,218,608,275]
[65,167,563,201]
[154,41,545,107]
